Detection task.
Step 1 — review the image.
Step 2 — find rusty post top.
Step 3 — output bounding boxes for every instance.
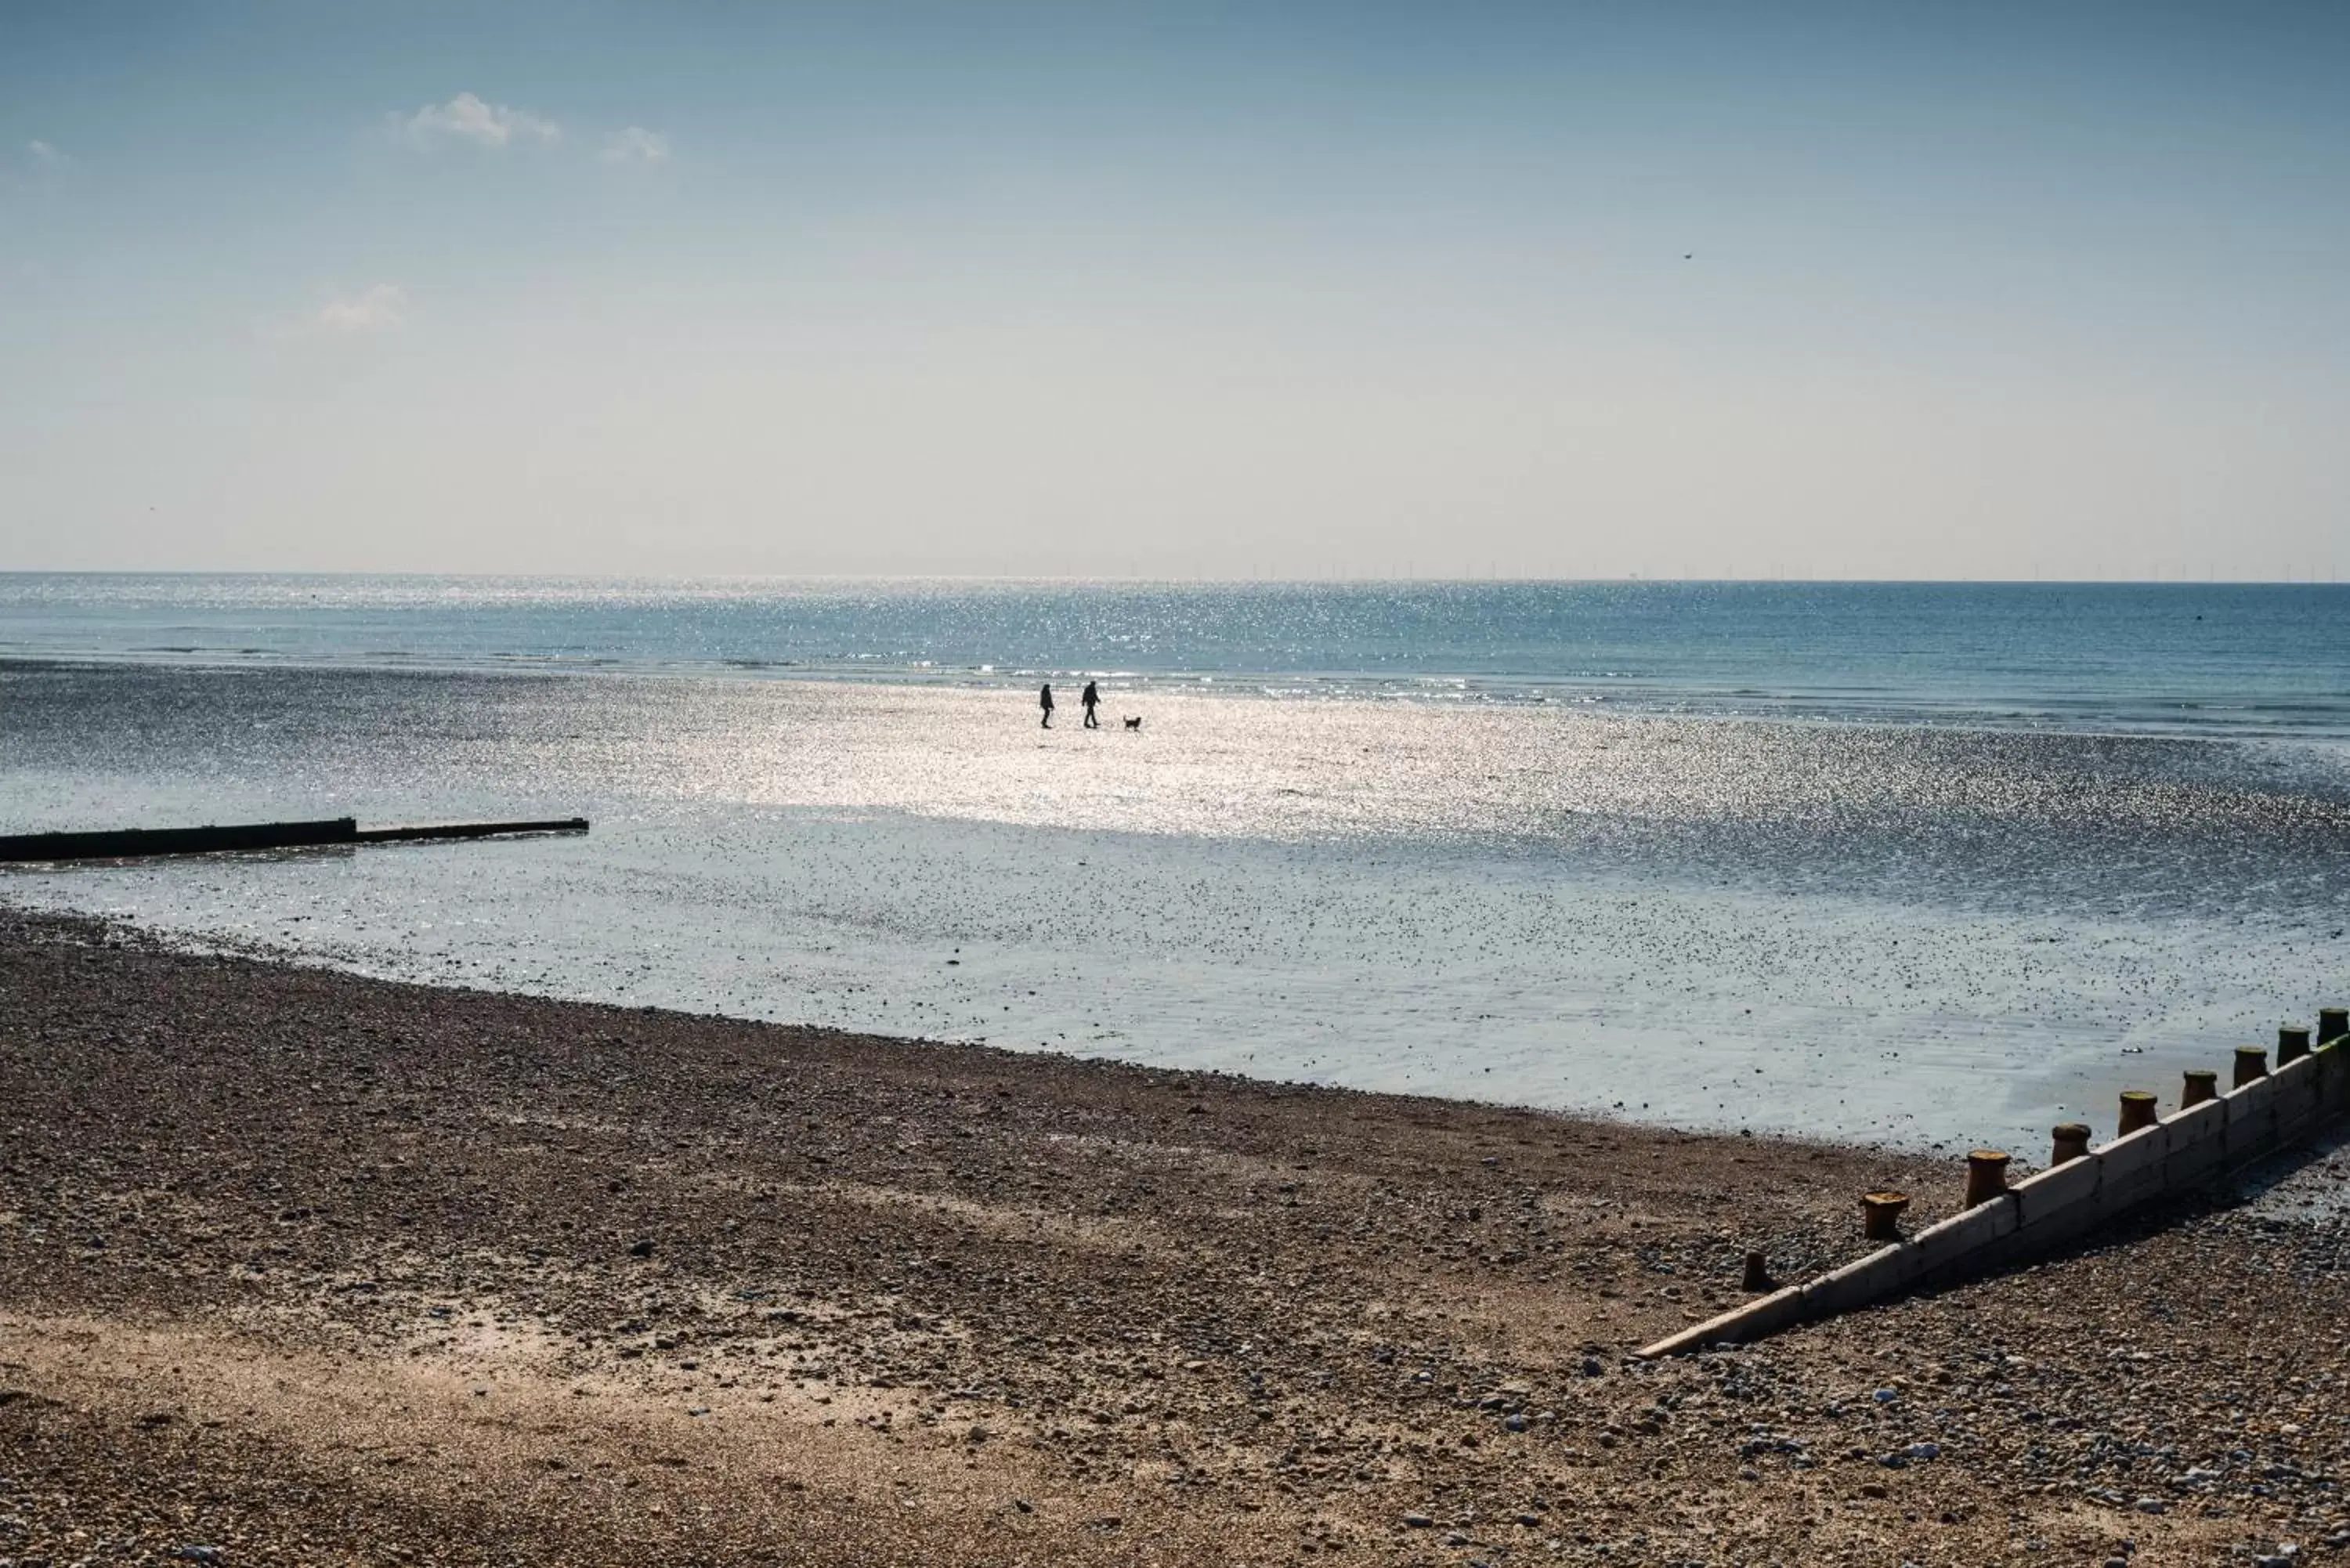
[1962,1149,2012,1209]
[1859,1190,1910,1240]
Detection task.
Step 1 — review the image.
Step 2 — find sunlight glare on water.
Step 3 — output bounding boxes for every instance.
[5,591,2350,1156]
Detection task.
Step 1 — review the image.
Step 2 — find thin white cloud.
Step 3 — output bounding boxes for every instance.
[311,284,408,334]
[397,92,560,150]
[8,139,70,190]
[600,126,670,165]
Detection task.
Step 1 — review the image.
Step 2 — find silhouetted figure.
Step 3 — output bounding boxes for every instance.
[1080,680,1100,728]
[1039,683,1054,728]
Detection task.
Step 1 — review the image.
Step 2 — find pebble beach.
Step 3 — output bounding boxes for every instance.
[5,907,2346,1566]
[11,5,2350,1555]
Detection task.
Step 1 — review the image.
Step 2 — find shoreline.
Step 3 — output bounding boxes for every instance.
[5,907,2346,1564]
[10,651,2346,1158]
[0,901,1924,1156]
[12,647,2348,743]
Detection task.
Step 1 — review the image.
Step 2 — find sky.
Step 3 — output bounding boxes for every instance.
[2,2,2347,580]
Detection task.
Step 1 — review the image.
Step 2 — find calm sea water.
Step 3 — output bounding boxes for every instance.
[5,574,2348,1154]
[7,573,2350,734]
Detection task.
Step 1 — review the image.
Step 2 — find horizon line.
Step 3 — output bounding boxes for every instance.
[2,569,2346,589]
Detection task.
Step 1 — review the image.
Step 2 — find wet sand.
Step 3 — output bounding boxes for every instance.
[10,657,2345,1156]
[2,908,2345,1566]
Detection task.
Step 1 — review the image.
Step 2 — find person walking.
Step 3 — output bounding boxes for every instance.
[1039,682,1054,728]
[1080,680,1100,728]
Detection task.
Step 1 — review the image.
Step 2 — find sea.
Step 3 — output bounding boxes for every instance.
[5,573,2348,1157]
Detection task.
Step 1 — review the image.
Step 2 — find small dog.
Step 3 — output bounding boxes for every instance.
[1123,716,1143,731]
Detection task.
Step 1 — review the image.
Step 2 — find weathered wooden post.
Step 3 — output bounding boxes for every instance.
[2117,1091,2158,1135]
[1963,1150,2012,1209]
[2235,1046,2270,1088]
[2050,1123,2092,1165]
[2320,1007,2349,1046]
[1860,1190,1911,1241]
[2182,1068,2219,1107]
[2279,1024,2312,1065]
[1742,1251,1773,1292]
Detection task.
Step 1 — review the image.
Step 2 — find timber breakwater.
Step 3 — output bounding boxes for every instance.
[0,815,588,863]
[1643,1008,2350,1357]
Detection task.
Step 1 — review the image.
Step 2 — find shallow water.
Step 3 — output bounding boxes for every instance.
[9,574,2350,735]
[5,654,2347,1157]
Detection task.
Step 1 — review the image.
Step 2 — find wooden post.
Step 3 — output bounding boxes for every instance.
[2050,1123,2092,1165]
[2117,1091,2158,1135]
[1963,1150,2012,1209]
[2235,1046,2269,1088]
[1742,1251,1773,1292]
[1860,1191,1911,1241]
[2181,1068,2219,1107]
[2279,1025,2312,1066]
[2320,1007,2348,1046]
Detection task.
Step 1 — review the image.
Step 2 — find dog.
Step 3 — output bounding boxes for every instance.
[1123,716,1143,731]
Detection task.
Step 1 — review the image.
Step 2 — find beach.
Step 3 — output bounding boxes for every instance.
[12,0,2350,1551]
[5,907,2345,1566]
[7,582,2350,1563]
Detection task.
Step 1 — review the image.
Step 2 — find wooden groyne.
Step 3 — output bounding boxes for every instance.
[1639,1007,2350,1358]
[352,818,590,845]
[0,816,588,864]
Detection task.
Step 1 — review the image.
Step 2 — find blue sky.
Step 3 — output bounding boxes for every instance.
[3,2,2347,576]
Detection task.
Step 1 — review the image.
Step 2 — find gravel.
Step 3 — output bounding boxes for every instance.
[3,906,2345,1565]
